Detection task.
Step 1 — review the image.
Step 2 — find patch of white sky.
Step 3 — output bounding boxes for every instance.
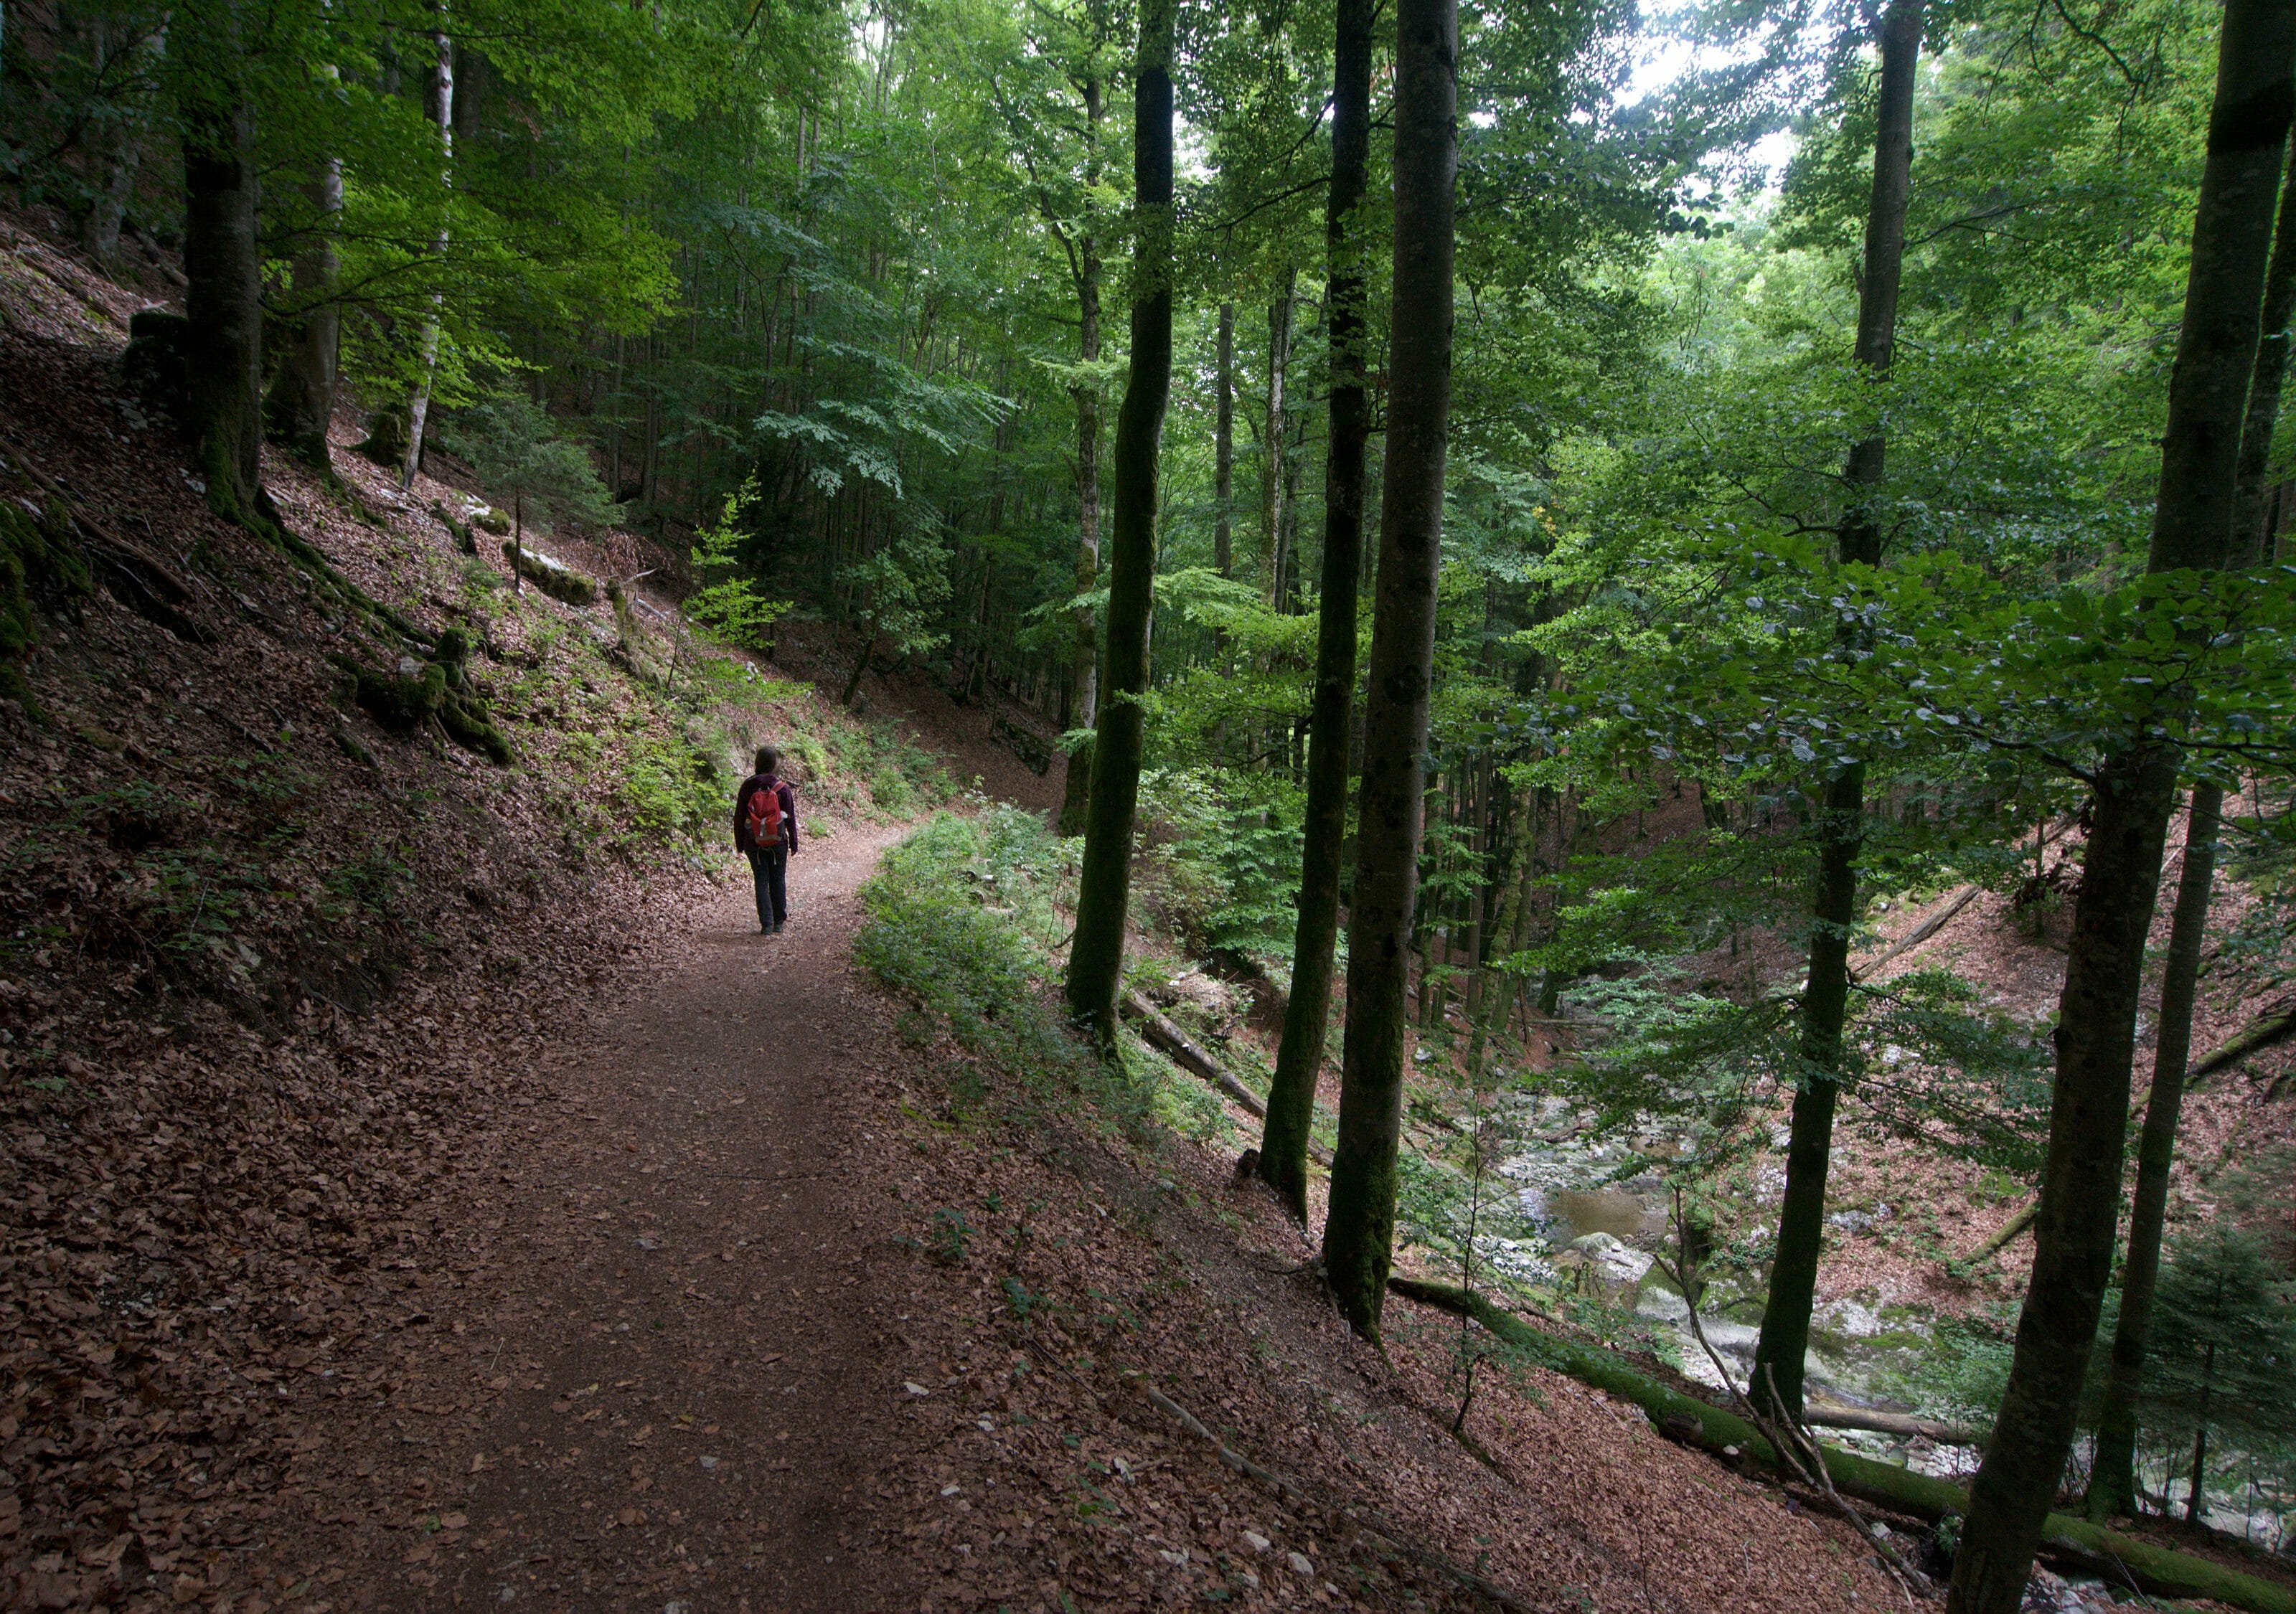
[1625,0,1801,189]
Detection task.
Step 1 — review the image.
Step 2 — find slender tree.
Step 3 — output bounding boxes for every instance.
[173,0,266,529]
[1258,0,1373,1220]
[1215,301,1236,586]
[1058,70,1106,838]
[401,16,453,489]
[1063,0,1175,1044]
[1947,1,2296,1604]
[268,151,344,472]
[1751,0,1923,1422]
[1262,272,1294,603]
[1321,0,1457,1339]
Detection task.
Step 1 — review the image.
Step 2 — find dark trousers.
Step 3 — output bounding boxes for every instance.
[746,844,789,930]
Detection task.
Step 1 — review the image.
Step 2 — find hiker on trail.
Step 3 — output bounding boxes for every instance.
[734,745,799,935]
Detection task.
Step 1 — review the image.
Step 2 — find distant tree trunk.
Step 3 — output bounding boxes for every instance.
[174,0,266,529]
[1320,0,1455,1340]
[80,14,155,270]
[267,155,344,471]
[1059,78,1106,839]
[2234,147,2296,563]
[1258,0,1373,1220]
[1063,0,1175,1045]
[401,17,453,490]
[1751,0,1921,1422]
[1262,273,1294,605]
[2186,1341,2216,1523]
[2086,784,2223,1518]
[1947,0,2295,1603]
[1215,301,1236,587]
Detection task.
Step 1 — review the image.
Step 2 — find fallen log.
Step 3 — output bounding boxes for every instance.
[2185,999,2296,1092]
[1805,1398,1987,1448]
[1119,992,1333,1166]
[1849,883,1981,983]
[1388,1278,2296,1613]
[1964,1199,2038,1264]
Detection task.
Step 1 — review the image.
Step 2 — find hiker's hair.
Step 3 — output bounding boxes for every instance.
[754,745,781,775]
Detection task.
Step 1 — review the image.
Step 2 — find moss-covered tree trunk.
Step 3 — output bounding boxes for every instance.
[1058,76,1106,838]
[174,0,268,530]
[1062,0,1174,1046]
[1258,0,1374,1220]
[1947,1,2295,1604]
[1320,0,1456,1340]
[1750,0,1921,1422]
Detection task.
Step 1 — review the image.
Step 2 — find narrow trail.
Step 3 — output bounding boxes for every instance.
[260,824,923,1611]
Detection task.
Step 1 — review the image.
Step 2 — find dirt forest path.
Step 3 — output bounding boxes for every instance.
[255,823,923,1613]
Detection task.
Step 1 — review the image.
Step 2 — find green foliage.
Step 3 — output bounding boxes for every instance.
[854,809,1152,1138]
[1139,766,1304,963]
[439,397,621,541]
[687,478,791,652]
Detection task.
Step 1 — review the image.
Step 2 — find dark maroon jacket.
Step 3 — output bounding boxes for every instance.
[733,774,799,854]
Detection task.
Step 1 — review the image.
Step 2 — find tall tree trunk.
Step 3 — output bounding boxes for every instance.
[1063,0,1175,1045]
[1262,274,1294,605]
[2086,110,2296,1517]
[1320,0,1456,1340]
[1059,78,1106,839]
[80,14,155,270]
[2234,146,2296,563]
[1751,0,1921,1422]
[267,156,344,471]
[174,0,265,529]
[401,17,454,490]
[1258,0,1373,1220]
[2086,785,2223,1518]
[1215,301,1236,586]
[1947,1,2295,1605]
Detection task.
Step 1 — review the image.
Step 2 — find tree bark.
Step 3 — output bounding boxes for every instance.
[1751,0,1921,1423]
[2234,123,2296,565]
[1262,273,1294,605]
[1063,0,1174,1046]
[1948,1,2295,1603]
[268,156,344,472]
[174,0,266,529]
[2087,785,2222,1519]
[401,18,453,490]
[1258,0,1374,1220]
[1058,81,1105,838]
[1321,0,1456,1340]
[1216,301,1236,586]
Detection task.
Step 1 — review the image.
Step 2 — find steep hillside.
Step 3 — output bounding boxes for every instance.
[0,213,968,1598]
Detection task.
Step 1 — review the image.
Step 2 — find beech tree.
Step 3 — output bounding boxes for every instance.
[1750,0,1924,1422]
[1948,0,2296,1602]
[1063,0,1175,1044]
[1258,0,1373,1221]
[1321,0,1457,1338]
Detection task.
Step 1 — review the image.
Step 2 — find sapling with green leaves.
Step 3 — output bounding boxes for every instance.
[441,397,621,597]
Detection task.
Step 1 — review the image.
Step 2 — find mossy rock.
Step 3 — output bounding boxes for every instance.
[1,495,95,714]
[501,540,598,605]
[352,659,448,731]
[431,503,479,554]
[471,506,512,536]
[358,407,410,469]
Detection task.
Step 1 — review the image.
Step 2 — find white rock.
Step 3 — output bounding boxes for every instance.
[1286,1552,1314,1576]
[1241,1530,1271,1554]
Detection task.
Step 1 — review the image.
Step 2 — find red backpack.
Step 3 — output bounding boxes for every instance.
[745,778,787,849]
